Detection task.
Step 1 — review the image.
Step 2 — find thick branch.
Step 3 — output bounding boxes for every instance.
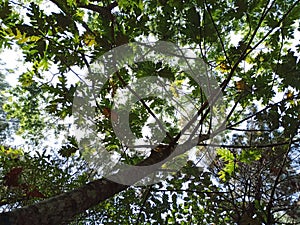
[77,3,113,19]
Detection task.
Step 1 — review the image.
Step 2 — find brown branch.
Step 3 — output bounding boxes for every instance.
[226,94,300,129]
[219,0,275,93]
[114,71,173,142]
[204,0,231,65]
[154,189,229,194]
[77,4,113,18]
[227,127,272,132]
[88,0,118,10]
[135,186,152,225]
[248,0,300,59]
[197,138,300,149]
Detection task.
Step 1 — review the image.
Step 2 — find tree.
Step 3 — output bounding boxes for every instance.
[210,108,300,224]
[0,0,300,224]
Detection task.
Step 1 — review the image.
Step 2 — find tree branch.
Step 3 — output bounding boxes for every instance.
[77,3,113,19]
[0,134,210,225]
[197,138,300,149]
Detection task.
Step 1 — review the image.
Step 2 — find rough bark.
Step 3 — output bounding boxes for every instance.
[0,178,127,225]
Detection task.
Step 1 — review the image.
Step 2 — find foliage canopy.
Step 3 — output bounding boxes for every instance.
[0,0,300,224]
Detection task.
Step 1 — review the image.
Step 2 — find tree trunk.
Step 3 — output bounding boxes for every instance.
[0,178,127,225]
[0,143,177,225]
[0,136,207,225]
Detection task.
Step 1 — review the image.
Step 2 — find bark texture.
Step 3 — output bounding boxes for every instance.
[0,179,127,225]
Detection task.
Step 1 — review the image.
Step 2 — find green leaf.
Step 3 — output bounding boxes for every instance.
[217,148,234,161]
